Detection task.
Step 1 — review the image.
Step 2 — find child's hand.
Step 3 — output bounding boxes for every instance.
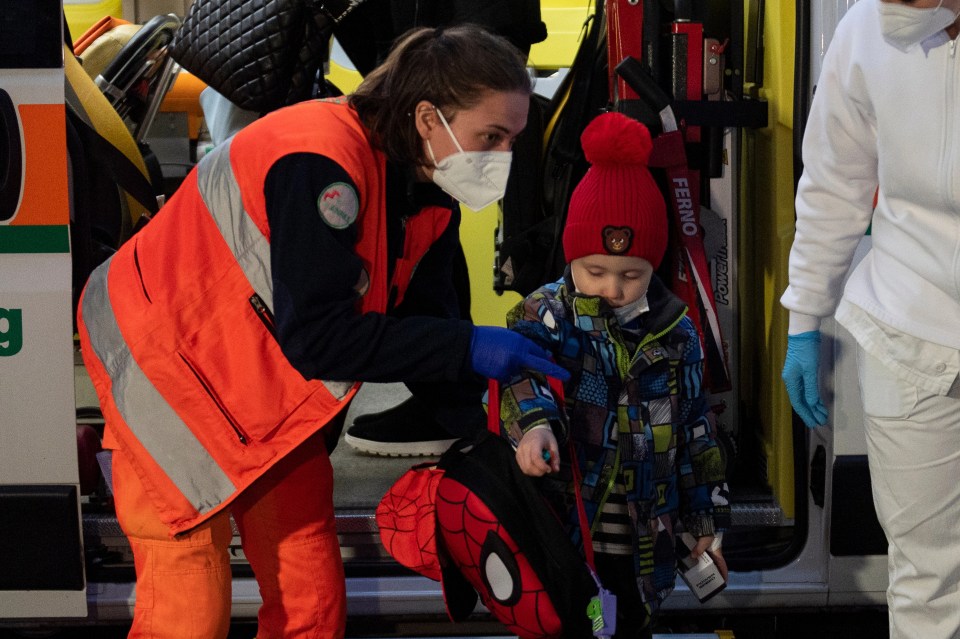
[516,427,559,476]
[690,535,728,582]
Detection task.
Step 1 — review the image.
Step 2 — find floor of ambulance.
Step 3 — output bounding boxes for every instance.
[332,382,420,510]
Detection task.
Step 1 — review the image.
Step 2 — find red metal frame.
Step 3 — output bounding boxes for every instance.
[605,0,644,101]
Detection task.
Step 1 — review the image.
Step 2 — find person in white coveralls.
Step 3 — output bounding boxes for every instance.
[780,1,960,638]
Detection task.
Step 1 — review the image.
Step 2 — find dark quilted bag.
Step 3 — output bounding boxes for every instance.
[170,0,358,112]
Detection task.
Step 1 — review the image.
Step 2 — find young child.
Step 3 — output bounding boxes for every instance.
[497,111,730,638]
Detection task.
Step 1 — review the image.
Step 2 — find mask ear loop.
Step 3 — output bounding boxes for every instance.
[433,106,467,154]
[425,139,440,167]
[425,105,467,169]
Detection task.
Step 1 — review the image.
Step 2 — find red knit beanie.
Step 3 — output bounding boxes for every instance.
[562,112,667,267]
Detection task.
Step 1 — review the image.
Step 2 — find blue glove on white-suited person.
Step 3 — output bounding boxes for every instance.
[469,326,570,382]
[782,331,828,428]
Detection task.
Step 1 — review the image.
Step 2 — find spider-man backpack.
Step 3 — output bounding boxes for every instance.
[376,385,599,639]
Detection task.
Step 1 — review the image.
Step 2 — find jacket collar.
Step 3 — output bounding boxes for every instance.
[560,266,687,338]
[386,160,455,221]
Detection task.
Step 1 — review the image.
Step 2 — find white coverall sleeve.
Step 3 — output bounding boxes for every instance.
[780,15,879,333]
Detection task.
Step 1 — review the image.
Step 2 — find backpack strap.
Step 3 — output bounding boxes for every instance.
[487,377,598,571]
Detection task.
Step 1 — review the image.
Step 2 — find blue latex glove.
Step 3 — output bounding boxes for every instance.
[782,331,829,428]
[469,326,570,382]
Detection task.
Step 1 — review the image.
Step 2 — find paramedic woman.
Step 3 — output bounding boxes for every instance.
[77,25,568,639]
[780,2,960,638]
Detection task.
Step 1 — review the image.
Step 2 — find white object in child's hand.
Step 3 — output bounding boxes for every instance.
[677,532,726,603]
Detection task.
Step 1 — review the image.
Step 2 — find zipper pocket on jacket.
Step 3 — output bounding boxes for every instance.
[249,293,276,337]
[133,244,152,303]
[178,352,249,445]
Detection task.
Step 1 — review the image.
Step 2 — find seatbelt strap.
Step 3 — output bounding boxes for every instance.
[64,44,159,224]
[613,57,732,392]
[67,105,161,216]
[652,132,730,391]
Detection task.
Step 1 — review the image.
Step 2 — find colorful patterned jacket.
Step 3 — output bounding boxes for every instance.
[497,269,730,609]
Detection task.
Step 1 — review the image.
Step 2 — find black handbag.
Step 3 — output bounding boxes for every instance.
[170,0,360,112]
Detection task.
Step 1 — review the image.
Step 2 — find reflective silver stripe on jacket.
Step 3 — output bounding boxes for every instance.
[82,259,236,513]
[197,139,274,308]
[197,140,355,400]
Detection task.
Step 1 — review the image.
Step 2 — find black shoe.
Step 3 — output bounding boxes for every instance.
[344,396,457,457]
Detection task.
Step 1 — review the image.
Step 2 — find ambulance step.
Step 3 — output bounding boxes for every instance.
[729,499,784,527]
[82,498,783,567]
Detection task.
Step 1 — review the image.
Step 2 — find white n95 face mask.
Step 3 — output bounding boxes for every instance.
[878,0,958,51]
[613,294,650,325]
[425,108,512,212]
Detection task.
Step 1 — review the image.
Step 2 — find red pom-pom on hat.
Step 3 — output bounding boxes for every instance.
[580,110,653,167]
[562,112,667,267]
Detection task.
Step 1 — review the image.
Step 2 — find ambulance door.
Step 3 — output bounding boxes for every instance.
[0,0,88,619]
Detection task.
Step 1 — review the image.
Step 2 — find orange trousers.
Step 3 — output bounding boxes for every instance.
[112,433,346,639]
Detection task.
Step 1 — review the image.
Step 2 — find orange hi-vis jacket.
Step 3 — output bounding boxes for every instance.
[78,99,452,536]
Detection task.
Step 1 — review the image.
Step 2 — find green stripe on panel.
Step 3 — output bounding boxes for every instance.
[0,226,70,253]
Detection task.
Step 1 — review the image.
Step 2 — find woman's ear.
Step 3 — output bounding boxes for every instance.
[413,100,438,140]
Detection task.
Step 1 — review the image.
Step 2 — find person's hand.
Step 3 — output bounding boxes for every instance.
[469,326,571,382]
[782,331,828,428]
[690,535,728,582]
[516,427,559,476]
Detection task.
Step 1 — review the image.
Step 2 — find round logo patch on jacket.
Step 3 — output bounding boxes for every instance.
[318,182,359,228]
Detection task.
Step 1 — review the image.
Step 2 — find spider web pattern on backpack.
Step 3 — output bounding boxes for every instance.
[436,477,565,639]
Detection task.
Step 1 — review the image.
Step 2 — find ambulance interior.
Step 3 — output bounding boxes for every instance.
[46,0,884,626]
